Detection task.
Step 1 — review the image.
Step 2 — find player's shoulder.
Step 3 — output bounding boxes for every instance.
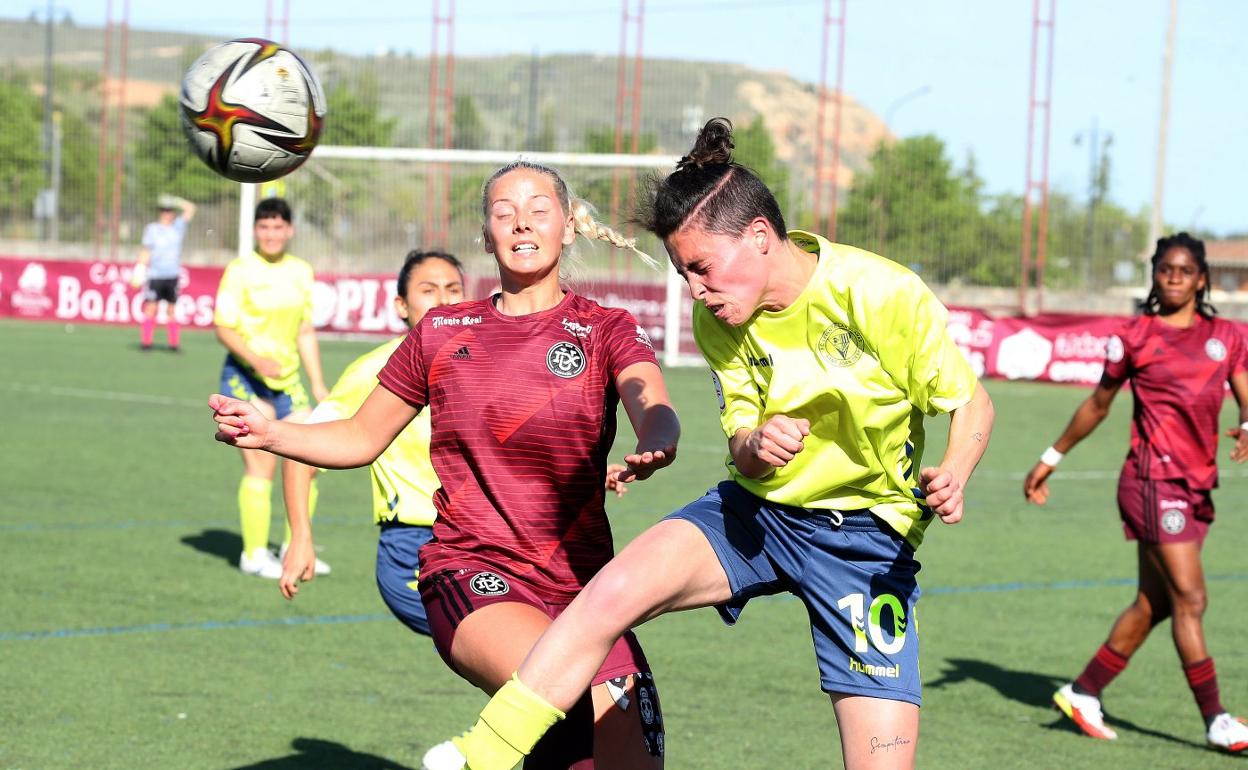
[564,292,632,322]
[1114,313,1154,347]
[280,253,314,275]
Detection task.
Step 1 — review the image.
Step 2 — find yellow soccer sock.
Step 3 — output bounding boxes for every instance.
[239,476,273,554]
[283,476,318,546]
[453,674,565,770]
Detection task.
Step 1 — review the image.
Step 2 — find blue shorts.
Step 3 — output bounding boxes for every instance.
[375,522,435,636]
[667,480,923,705]
[219,354,309,420]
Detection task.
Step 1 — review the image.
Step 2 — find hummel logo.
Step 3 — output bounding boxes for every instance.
[451,346,471,360]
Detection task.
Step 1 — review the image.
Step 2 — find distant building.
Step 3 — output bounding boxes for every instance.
[1206,239,1248,293]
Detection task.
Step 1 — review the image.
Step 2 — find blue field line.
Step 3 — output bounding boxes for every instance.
[0,612,393,642]
[5,573,1248,643]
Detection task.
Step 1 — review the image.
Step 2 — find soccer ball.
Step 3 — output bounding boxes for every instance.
[180,38,326,183]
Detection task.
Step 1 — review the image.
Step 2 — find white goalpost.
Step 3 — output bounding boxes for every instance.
[237,146,701,367]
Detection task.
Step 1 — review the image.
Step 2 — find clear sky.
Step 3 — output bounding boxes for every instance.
[31,0,1248,235]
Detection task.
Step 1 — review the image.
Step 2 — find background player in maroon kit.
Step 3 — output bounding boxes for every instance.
[209,161,678,769]
[1024,232,1248,753]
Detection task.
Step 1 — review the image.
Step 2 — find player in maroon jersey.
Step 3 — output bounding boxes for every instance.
[1024,232,1248,753]
[209,161,679,769]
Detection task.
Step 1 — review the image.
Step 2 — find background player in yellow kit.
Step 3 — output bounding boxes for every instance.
[423,117,995,770]
[279,249,465,637]
[214,197,330,579]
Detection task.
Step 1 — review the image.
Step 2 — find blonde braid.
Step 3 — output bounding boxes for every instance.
[570,199,660,269]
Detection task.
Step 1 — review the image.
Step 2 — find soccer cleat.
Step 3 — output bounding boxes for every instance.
[1207,713,1248,753]
[279,542,331,576]
[239,547,283,579]
[421,741,467,770]
[1053,683,1118,740]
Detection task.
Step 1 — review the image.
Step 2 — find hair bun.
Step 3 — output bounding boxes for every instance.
[677,117,734,171]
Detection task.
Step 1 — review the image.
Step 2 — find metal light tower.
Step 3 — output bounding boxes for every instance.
[426,0,456,247]
[1020,0,1055,314]
[611,0,646,255]
[812,0,846,239]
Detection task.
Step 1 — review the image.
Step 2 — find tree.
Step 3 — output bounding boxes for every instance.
[0,78,45,231]
[580,128,658,225]
[132,93,233,211]
[732,115,791,223]
[837,135,987,283]
[453,95,487,150]
[321,72,397,147]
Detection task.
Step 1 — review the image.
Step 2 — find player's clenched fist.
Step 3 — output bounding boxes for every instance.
[919,466,964,524]
[1022,461,1055,505]
[746,415,811,468]
[209,393,270,449]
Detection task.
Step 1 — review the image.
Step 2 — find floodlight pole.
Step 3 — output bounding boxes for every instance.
[1148,0,1178,252]
[1020,0,1055,315]
[813,0,846,239]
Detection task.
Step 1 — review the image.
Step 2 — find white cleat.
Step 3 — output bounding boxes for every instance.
[1207,712,1248,754]
[421,741,467,770]
[239,548,283,579]
[279,543,331,576]
[1053,683,1118,740]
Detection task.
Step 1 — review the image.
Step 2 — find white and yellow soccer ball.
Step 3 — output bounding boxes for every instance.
[179,38,326,183]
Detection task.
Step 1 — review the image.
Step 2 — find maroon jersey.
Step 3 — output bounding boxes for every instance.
[1104,314,1246,489]
[378,291,658,600]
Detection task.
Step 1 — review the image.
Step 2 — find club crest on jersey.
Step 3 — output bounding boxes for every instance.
[1206,338,1227,362]
[469,571,510,596]
[1160,508,1187,535]
[547,341,586,378]
[818,323,865,367]
[1106,335,1124,364]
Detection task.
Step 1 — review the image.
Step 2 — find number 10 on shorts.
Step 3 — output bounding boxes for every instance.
[837,592,908,655]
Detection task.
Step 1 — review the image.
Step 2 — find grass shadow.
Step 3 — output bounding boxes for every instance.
[181,528,242,566]
[927,657,1206,749]
[228,737,416,769]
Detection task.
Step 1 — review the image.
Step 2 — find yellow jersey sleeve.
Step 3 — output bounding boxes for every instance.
[858,268,976,416]
[213,259,244,329]
[693,302,764,439]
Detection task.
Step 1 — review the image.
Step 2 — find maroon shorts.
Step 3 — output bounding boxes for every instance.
[1116,473,1214,545]
[420,562,651,685]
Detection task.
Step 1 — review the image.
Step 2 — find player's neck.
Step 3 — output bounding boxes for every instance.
[494,280,565,317]
[1156,303,1198,329]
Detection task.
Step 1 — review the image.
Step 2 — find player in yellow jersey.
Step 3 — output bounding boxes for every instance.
[278,250,465,635]
[215,197,329,579]
[422,118,996,770]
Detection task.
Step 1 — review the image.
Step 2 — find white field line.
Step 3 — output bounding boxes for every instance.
[5,382,204,409]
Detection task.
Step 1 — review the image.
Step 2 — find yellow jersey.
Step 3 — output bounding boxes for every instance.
[693,231,977,547]
[214,250,315,391]
[308,338,439,526]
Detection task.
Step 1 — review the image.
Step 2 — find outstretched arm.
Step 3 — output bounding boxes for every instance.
[615,361,680,483]
[1023,375,1125,504]
[920,381,995,524]
[211,383,417,469]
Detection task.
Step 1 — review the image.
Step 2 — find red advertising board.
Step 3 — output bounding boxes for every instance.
[4,255,1240,388]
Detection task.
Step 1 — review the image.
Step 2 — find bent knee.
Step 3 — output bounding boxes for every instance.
[1171,589,1207,616]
